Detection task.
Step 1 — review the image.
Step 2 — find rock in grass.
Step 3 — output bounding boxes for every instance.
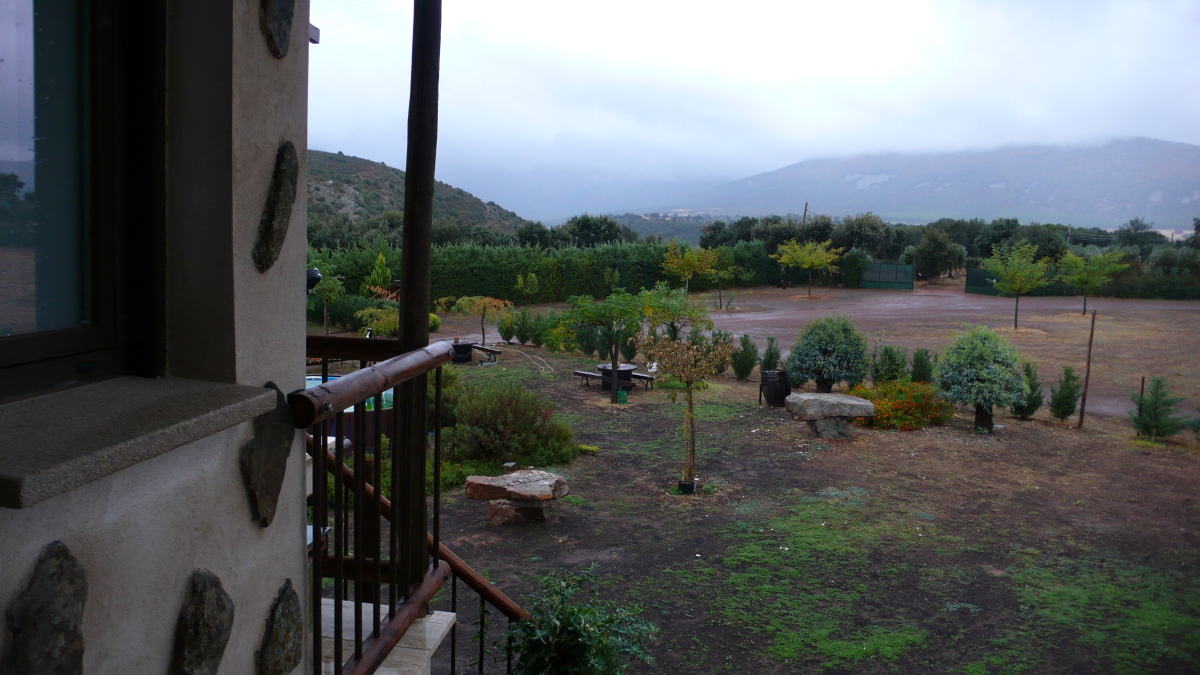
[466,470,570,501]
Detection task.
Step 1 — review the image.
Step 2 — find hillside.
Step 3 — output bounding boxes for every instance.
[672,138,1200,230]
[306,149,527,230]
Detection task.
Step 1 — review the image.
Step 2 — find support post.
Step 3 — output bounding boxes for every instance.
[397,0,442,593]
[1077,309,1096,429]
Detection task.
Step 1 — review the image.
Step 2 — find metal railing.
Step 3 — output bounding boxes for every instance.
[292,336,527,675]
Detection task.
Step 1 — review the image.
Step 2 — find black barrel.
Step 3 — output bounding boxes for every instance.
[760,370,791,407]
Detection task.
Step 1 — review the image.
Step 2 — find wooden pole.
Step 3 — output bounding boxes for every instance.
[802,202,808,224]
[1077,309,1096,429]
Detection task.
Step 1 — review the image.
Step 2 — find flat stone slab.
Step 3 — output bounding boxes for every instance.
[785,393,875,421]
[466,470,569,501]
[486,499,553,526]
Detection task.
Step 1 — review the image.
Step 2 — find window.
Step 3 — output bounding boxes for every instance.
[0,0,160,399]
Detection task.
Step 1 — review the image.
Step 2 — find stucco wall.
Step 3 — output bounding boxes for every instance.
[0,423,309,674]
[1,0,312,672]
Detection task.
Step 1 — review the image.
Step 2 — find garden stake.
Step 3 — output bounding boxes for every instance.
[1077,309,1096,429]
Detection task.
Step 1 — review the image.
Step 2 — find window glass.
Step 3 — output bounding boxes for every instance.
[0,0,88,337]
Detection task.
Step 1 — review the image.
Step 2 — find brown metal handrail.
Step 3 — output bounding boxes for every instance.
[290,340,453,428]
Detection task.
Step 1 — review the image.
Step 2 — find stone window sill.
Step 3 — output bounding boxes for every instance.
[0,376,277,509]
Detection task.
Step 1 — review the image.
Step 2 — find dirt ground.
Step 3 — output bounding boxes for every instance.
[415,344,1200,674]
[428,281,1200,419]
[316,284,1200,673]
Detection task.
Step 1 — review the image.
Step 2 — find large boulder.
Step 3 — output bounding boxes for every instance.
[785,393,875,421]
[466,470,570,502]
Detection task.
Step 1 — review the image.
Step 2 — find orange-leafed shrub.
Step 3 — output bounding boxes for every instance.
[847,380,953,431]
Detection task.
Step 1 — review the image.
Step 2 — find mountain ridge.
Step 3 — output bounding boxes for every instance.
[668,138,1200,230]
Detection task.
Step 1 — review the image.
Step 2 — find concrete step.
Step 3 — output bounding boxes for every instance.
[320,599,454,675]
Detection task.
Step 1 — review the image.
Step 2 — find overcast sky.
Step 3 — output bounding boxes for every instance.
[308,0,1200,220]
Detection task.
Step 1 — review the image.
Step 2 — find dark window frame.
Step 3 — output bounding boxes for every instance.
[0,0,163,401]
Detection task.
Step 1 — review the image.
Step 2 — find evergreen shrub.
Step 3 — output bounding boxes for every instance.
[870,345,908,383]
[760,336,782,371]
[1048,366,1082,421]
[786,315,868,392]
[936,325,1026,432]
[909,348,935,383]
[730,334,760,380]
[1128,376,1186,439]
[449,379,580,465]
[1011,361,1044,419]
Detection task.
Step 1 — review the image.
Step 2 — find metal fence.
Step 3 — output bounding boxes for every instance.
[860,263,914,290]
[965,267,1003,295]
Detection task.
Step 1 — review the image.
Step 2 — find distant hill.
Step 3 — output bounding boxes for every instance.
[672,138,1200,231]
[307,149,528,230]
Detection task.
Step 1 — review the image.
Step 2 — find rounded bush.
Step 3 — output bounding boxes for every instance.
[847,381,952,430]
[429,313,442,333]
[936,325,1026,431]
[786,315,868,392]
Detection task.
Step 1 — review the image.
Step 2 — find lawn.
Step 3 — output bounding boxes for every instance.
[413,310,1200,673]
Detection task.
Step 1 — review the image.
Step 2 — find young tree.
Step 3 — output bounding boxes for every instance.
[786,315,868,393]
[909,348,936,383]
[638,333,735,486]
[760,336,783,372]
[567,290,647,403]
[1048,366,1082,421]
[311,274,345,334]
[1058,251,1129,314]
[1128,376,1186,439]
[730,334,760,380]
[705,245,741,309]
[870,345,908,383]
[362,251,393,294]
[643,282,712,341]
[907,228,965,279]
[1010,361,1045,419]
[936,325,1027,433]
[984,241,1051,328]
[661,242,717,293]
[442,296,514,345]
[772,239,844,297]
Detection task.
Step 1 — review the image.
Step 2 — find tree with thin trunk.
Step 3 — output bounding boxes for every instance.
[566,290,647,404]
[984,242,1050,328]
[705,245,740,309]
[1058,251,1128,315]
[442,296,513,345]
[771,239,843,297]
[638,333,735,487]
[662,241,716,293]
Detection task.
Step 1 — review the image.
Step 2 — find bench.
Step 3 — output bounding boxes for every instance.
[631,372,655,390]
[574,370,602,386]
[472,345,501,364]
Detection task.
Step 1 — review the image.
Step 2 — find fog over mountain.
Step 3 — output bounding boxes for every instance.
[659,138,1200,231]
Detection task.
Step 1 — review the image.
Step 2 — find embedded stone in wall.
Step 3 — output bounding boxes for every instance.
[7,541,88,675]
[251,141,298,273]
[178,569,235,675]
[240,382,296,527]
[257,579,303,675]
[259,0,296,58]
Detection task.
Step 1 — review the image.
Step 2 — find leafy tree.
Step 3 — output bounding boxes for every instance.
[927,217,986,257]
[441,296,514,345]
[936,326,1026,433]
[706,245,740,309]
[513,307,536,345]
[760,336,782,371]
[643,282,711,341]
[1059,251,1129,314]
[974,218,1020,259]
[505,565,658,675]
[515,221,551,248]
[984,241,1051,328]
[795,214,835,247]
[1048,366,1082,421]
[831,212,891,260]
[310,274,345,333]
[730,334,760,380]
[909,348,935,383]
[907,228,964,279]
[1011,361,1045,419]
[567,290,647,403]
[661,242,716,293]
[1116,217,1168,258]
[870,345,908,383]
[516,272,540,304]
[1128,376,1186,439]
[771,240,844,297]
[638,333,735,485]
[561,213,638,248]
[786,315,868,392]
[1016,223,1068,261]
